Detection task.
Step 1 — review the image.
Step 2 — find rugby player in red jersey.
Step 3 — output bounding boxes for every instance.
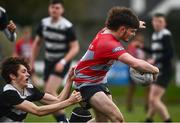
[73,7,159,122]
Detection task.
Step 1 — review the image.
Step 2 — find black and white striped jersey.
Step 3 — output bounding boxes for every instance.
[0,6,8,30]
[0,6,16,42]
[0,83,44,122]
[37,17,77,61]
[150,28,174,69]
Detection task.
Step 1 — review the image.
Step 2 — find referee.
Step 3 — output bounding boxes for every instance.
[31,0,79,122]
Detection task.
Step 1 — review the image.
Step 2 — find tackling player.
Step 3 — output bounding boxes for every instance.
[0,57,82,122]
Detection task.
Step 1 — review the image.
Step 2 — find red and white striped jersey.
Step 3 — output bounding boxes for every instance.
[74,29,127,87]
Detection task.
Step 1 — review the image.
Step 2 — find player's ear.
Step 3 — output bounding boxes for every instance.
[9,73,16,81]
[118,26,126,33]
[117,26,127,37]
[60,5,64,14]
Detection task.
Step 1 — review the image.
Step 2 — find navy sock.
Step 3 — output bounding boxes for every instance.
[145,118,153,123]
[164,118,172,122]
[54,114,67,122]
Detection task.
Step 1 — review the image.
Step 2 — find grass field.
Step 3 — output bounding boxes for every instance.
[24,84,180,122]
[25,104,180,122]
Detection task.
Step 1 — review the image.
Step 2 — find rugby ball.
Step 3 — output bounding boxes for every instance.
[129,67,153,85]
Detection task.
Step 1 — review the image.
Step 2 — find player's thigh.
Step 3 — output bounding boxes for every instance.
[150,84,165,100]
[93,108,109,122]
[89,91,122,119]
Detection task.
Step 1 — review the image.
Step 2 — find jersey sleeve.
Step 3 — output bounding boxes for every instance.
[0,7,8,30]
[27,86,45,101]
[156,35,174,62]
[97,40,126,60]
[36,22,43,37]
[1,90,24,106]
[66,26,77,42]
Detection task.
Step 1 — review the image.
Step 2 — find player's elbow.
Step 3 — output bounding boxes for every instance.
[33,107,46,117]
[35,112,43,117]
[75,45,80,54]
[36,112,45,117]
[73,42,80,55]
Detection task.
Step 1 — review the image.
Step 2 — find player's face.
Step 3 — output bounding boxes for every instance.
[16,65,30,88]
[49,3,64,19]
[119,27,137,42]
[152,17,166,32]
[133,35,144,48]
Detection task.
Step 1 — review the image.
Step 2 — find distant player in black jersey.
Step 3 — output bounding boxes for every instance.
[145,13,174,122]
[0,6,16,42]
[0,57,82,122]
[31,0,79,122]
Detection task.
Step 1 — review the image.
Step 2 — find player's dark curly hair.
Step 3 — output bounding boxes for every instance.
[1,57,30,83]
[105,7,139,31]
[49,0,64,5]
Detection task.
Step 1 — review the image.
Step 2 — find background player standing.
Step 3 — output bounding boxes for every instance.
[145,13,174,122]
[31,0,79,122]
[13,26,33,59]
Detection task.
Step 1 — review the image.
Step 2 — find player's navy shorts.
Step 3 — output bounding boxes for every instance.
[76,83,111,109]
[44,59,71,81]
[154,66,173,89]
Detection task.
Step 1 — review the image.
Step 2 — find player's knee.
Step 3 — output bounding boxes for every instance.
[110,115,124,122]
[149,96,157,106]
[95,116,108,122]
[109,111,124,122]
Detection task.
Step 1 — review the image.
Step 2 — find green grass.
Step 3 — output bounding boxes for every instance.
[25,84,180,122]
[25,104,180,122]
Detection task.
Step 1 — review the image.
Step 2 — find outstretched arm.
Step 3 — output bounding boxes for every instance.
[57,67,75,101]
[15,91,82,116]
[119,53,159,74]
[41,68,75,104]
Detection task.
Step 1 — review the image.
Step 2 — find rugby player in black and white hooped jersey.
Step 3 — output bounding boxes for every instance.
[0,57,82,122]
[145,13,174,123]
[0,6,16,42]
[31,0,79,122]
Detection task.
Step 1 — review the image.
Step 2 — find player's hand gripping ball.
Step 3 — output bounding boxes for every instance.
[129,67,153,86]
